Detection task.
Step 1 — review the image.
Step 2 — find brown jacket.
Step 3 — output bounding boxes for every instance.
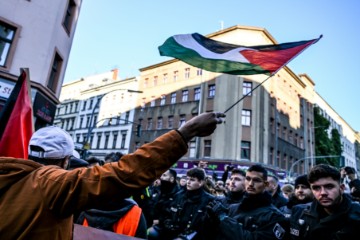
[0,130,187,240]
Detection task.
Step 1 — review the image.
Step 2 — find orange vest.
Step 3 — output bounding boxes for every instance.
[82,205,142,237]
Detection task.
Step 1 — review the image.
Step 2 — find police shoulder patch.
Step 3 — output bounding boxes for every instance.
[273,223,285,239]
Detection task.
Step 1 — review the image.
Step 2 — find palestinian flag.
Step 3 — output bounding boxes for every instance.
[159,33,321,75]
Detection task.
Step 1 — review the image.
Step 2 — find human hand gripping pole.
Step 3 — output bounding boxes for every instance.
[178,112,226,142]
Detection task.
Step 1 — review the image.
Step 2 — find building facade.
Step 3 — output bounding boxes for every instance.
[130,25,319,177]
[54,69,142,159]
[0,0,82,129]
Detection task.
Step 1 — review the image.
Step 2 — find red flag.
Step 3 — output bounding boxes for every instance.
[0,68,34,158]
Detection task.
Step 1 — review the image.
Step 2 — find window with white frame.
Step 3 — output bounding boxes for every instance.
[157,117,163,129]
[150,96,156,107]
[189,141,196,157]
[168,116,174,129]
[185,68,190,79]
[241,110,251,126]
[243,82,252,96]
[144,78,149,88]
[204,140,211,157]
[241,141,251,160]
[197,68,202,76]
[121,130,127,149]
[170,92,176,104]
[182,90,189,102]
[112,132,118,149]
[179,115,186,127]
[163,73,168,83]
[0,20,17,68]
[173,71,178,81]
[208,84,215,98]
[194,88,201,100]
[147,118,153,130]
[153,76,158,86]
[160,95,166,106]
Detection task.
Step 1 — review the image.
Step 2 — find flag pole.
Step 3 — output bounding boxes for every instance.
[224,75,272,113]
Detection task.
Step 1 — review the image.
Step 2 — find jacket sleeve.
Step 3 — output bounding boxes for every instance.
[35,130,188,217]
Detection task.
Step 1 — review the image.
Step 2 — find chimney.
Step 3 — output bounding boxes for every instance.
[111,68,119,80]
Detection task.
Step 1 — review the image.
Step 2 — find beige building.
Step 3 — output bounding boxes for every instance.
[130,25,318,177]
[54,69,142,158]
[0,0,82,129]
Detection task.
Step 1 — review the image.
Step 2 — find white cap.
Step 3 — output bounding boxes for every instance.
[28,126,74,159]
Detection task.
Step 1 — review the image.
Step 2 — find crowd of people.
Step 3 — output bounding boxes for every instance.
[1,111,360,239]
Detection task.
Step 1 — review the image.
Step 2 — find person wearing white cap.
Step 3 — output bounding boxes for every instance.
[0,112,225,239]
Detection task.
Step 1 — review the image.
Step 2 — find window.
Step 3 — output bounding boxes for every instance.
[182,90,189,102]
[89,98,93,109]
[189,141,196,158]
[79,117,83,128]
[241,141,251,160]
[63,0,76,34]
[47,51,63,92]
[104,132,110,149]
[197,68,202,76]
[150,97,156,107]
[96,133,102,149]
[144,78,149,88]
[163,73,168,83]
[147,118,153,130]
[185,68,190,79]
[241,110,251,126]
[76,134,80,143]
[112,132,118,149]
[173,71,178,81]
[82,101,86,111]
[153,76,158,86]
[208,84,215,98]
[204,140,212,157]
[179,115,186,127]
[243,82,252,96]
[170,92,176,104]
[125,111,130,124]
[157,117,163,129]
[160,95,166,106]
[168,116,174,129]
[121,131,127,149]
[86,116,90,127]
[194,88,201,100]
[0,20,17,68]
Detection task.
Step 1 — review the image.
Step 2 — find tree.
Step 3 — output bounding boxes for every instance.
[313,107,342,167]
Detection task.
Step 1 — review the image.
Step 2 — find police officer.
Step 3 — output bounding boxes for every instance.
[289,164,360,239]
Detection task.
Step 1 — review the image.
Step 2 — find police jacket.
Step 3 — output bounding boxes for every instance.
[0,130,187,240]
[165,187,215,238]
[219,190,244,207]
[215,191,288,240]
[289,194,360,240]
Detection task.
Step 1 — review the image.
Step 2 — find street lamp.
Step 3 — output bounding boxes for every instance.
[83,88,143,154]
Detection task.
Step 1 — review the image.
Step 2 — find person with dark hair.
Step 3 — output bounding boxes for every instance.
[0,112,224,239]
[343,166,360,201]
[152,167,215,239]
[204,164,287,239]
[219,168,246,206]
[289,164,360,239]
[267,174,288,209]
[147,168,182,239]
[280,174,313,218]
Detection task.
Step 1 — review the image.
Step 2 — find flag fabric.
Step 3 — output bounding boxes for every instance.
[0,68,34,158]
[159,33,321,75]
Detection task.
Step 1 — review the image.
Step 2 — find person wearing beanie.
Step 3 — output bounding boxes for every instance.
[280,174,313,218]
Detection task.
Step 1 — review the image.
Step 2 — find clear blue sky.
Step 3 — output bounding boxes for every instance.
[64,0,360,131]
